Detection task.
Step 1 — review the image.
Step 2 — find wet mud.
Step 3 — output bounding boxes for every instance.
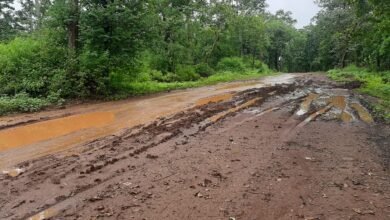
[0,73,389,220]
[0,75,294,169]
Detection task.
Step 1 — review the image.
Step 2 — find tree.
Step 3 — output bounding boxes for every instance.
[0,0,17,40]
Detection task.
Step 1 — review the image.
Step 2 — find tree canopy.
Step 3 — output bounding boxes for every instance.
[0,0,388,104]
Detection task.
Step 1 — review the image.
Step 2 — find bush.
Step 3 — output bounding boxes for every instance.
[176,65,200,81]
[0,36,69,98]
[216,57,246,72]
[149,70,180,82]
[195,63,215,77]
[258,63,272,74]
[0,93,50,115]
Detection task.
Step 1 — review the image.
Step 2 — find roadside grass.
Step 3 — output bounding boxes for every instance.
[114,70,275,97]
[328,65,390,122]
[0,70,275,115]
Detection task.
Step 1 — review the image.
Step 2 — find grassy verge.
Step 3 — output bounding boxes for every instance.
[113,70,275,97]
[328,65,390,122]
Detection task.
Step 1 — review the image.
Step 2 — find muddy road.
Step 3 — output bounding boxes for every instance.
[0,74,294,170]
[1,73,390,220]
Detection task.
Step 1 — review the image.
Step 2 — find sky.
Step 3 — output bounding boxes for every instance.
[266,0,321,28]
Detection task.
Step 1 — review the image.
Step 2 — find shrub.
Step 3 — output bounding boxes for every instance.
[149,70,180,82]
[216,57,246,72]
[0,93,50,115]
[195,63,215,77]
[258,63,272,74]
[176,65,200,81]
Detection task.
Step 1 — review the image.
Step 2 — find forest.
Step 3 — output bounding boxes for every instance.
[0,0,389,114]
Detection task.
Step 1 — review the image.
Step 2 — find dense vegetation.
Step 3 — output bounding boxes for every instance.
[0,0,389,114]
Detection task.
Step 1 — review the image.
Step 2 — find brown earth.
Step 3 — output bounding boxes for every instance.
[0,74,389,220]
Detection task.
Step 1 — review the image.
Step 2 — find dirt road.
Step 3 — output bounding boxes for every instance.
[0,73,389,220]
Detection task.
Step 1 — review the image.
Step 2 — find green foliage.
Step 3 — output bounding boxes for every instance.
[175,65,200,81]
[115,70,272,97]
[0,93,49,115]
[0,37,68,96]
[195,64,215,77]
[0,0,389,116]
[217,57,246,72]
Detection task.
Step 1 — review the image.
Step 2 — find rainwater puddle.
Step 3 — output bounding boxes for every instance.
[296,93,319,116]
[350,103,374,123]
[0,112,115,151]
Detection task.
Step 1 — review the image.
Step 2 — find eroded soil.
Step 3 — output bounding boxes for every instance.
[0,74,389,220]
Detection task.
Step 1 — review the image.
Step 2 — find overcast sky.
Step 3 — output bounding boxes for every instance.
[266,0,320,28]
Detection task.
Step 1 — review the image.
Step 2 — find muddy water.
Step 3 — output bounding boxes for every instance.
[0,74,296,169]
[296,93,319,116]
[350,103,374,123]
[0,112,115,152]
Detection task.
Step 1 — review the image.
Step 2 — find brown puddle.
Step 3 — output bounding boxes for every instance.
[296,93,320,116]
[195,93,234,106]
[328,96,346,109]
[350,103,374,123]
[0,112,115,152]
[340,111,353,122]
[328,96,353,122]
[298,104,333,128]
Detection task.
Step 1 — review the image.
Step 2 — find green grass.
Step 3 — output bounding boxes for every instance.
[0,70,275,115]
[113,70,275,97]
[328,65,390,122]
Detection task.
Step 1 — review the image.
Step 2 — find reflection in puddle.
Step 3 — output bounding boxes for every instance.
[0,112,115,151]
[296,93,319,116]
[195,93,234,106]
[350,103,374,123]
[28,208,57,220]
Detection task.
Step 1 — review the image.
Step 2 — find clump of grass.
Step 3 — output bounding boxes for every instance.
[328,65,390,122]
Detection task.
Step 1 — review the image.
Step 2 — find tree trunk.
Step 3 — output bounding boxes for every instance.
[68,0,79,51]
[274,51,279,71]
